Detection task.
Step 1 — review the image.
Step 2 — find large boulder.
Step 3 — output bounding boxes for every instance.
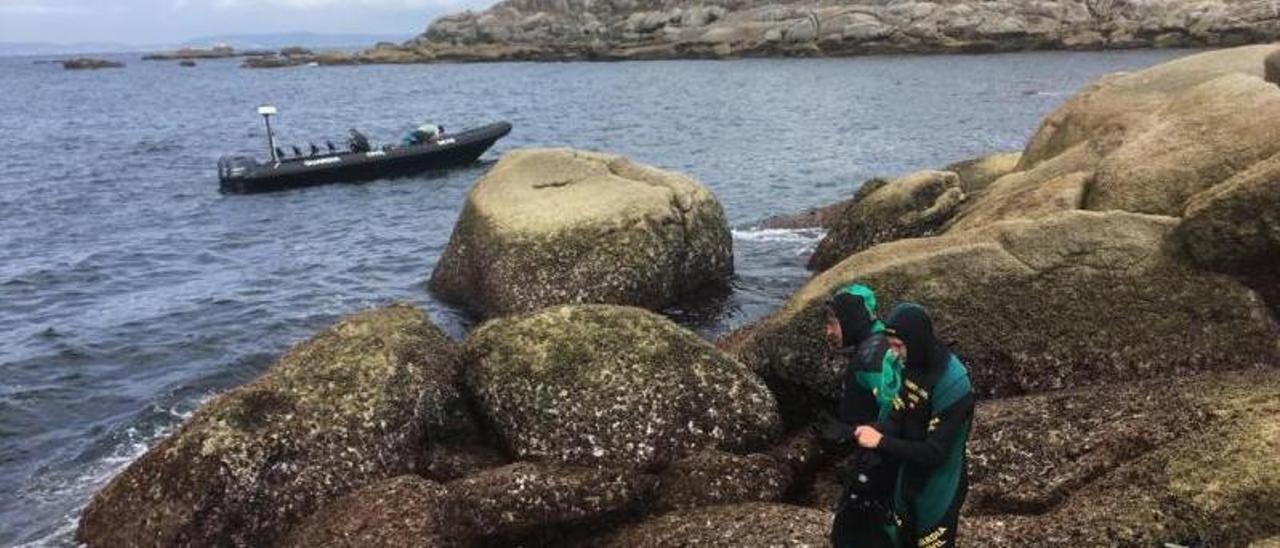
[464,305,782,469]
[943,151,1022,194]
[1020,45,1277,169]
[601,502,832,546]
[445,462,658,542]
[1175,150,1280,275]
[724,210,1280,400]
[78,305,469,546]
[808,170,965,271]
[653,449,792,513]
[963,371,1280,547]
[1086,72,1280,215]
[430,148,733,318]
[280,476,462,548]
[1008,45,1280,217]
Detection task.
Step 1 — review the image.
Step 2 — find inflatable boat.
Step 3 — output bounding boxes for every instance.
[218,106,511,194]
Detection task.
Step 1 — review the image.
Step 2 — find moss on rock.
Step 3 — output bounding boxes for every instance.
[464,305,781,469]
[78,305,469,546]
[430,148,733,318]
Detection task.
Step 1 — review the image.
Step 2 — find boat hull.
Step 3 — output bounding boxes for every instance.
[219,122,511,194]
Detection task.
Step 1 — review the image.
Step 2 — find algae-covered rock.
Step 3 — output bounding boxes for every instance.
[808,170,965,271]
[724,210,1279,400]
[602,502,831,546]
[653,449,792,513]
[78,305,469,546]
[963,371,1280,547]
[280,476,461,548]
[430,148,733,318]
[758,177,889,230]
[464,305,781,469]
[446,462,657,541]
[944,151,1022,194]
[1176,151,1280,275]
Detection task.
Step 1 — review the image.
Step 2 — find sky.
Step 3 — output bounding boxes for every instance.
[0,0,493,45]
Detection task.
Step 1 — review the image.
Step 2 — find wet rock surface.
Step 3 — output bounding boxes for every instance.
[446,462,657,542]
[430,148,733,319]
[77,305,468,546]
[653,449,792,513]
[963,371,1280,546]
[280,475,461,548]
[464,305,781,469]
[602,502,832,546]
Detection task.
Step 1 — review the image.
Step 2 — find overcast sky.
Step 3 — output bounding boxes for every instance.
[0,0,493,44]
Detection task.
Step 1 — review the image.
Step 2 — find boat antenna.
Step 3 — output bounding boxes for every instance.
[258,105,279,163]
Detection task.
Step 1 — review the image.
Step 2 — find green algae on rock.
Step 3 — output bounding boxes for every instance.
[77,305,469,546]
[430,148,733,319]
[464,305,781,469]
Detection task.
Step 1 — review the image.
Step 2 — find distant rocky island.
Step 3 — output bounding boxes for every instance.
[316,0,1280,64]
[61,58,124,70]
[142,45,276,61]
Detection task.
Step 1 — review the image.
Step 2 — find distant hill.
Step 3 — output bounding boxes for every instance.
[182,32,411,50]
[0,33,413,57]
[0,41,145,56]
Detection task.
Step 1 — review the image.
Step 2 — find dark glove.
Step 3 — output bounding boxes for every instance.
[813,414,854,445]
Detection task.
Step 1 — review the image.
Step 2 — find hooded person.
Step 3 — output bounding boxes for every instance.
[822,284,903,548]
[855,303,974,548]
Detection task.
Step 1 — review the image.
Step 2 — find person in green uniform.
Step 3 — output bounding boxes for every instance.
[854,303,974,548]
[821,284,904,548]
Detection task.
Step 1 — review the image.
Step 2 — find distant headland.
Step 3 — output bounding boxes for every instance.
[322,0,1280,64]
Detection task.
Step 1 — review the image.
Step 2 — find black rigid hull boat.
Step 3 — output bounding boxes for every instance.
[218,119,512,194]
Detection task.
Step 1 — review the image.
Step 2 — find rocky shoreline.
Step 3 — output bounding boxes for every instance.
[78,45,1280,546]
[254,0,1280,66]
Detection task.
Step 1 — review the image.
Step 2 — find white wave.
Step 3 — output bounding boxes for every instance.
[15,400,203,547]
[731,227,827,243]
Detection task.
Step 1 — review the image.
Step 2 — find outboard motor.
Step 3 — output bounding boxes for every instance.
[326,140,337,153]
[291,145,303,158]
[309,143,320,157]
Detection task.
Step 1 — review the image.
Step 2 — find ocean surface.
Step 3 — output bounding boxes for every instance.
[0,48,1191,545]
